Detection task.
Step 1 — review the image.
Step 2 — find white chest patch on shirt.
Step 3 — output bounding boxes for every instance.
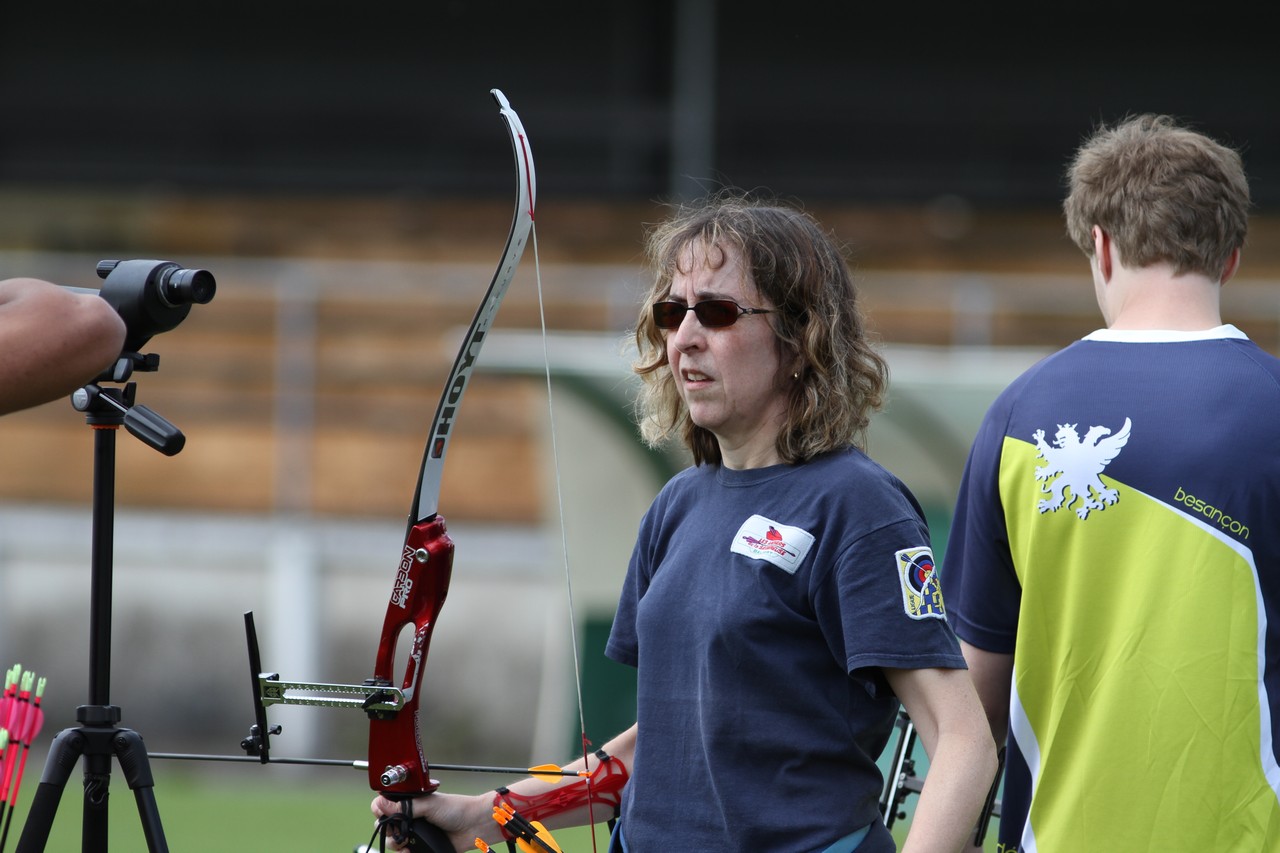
[730,514,815,575]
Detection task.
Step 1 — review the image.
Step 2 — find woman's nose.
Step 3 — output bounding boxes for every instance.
[670,309,704,348]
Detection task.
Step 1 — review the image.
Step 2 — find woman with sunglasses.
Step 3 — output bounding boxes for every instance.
[606,194,997,853]
[373,195,996,853]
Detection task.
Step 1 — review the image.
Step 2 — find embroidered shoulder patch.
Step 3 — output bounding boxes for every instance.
[730,514,815,575]
[895,546,945,620]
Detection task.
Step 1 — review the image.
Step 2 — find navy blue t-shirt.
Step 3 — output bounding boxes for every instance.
[606,447,966,852]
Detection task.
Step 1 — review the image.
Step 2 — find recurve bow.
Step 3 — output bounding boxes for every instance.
[244,88,538,850]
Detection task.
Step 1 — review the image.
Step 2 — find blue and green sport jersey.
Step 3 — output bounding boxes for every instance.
[944,326,1280,852]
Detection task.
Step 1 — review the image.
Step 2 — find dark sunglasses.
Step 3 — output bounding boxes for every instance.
[652,299,773,330]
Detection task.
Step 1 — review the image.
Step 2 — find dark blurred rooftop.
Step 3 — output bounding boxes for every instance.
[2,3,1278,210]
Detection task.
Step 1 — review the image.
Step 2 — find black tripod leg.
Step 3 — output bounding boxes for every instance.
[14,728,85,853]
[113,730,169,853]
[81,742,113,853]
[13,727,169,853]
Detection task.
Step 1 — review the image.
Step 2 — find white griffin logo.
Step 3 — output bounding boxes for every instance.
[1032,417,1132,519]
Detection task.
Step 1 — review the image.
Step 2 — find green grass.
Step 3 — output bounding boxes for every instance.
[2,770,613,852]
[0,767,993,850]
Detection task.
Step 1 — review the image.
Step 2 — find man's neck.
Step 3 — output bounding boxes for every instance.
[1102,265,1223,331]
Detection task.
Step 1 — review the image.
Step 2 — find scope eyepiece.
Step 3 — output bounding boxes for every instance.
[97,259,215,308]
[158,266,216,307]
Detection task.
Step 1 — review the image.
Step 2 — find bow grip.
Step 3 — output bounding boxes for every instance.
[367,514,455,795]
[404,817,455,851]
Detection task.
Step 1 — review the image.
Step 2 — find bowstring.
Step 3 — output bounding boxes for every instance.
[530,222,600,852]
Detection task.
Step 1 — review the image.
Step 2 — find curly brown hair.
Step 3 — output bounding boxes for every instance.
[632,193,888,466]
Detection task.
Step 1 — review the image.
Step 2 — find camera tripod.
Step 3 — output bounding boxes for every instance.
[14,259,214,852]
[14,379,183,852]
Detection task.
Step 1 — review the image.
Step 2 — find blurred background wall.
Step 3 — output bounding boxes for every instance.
[0,0,1278,785]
